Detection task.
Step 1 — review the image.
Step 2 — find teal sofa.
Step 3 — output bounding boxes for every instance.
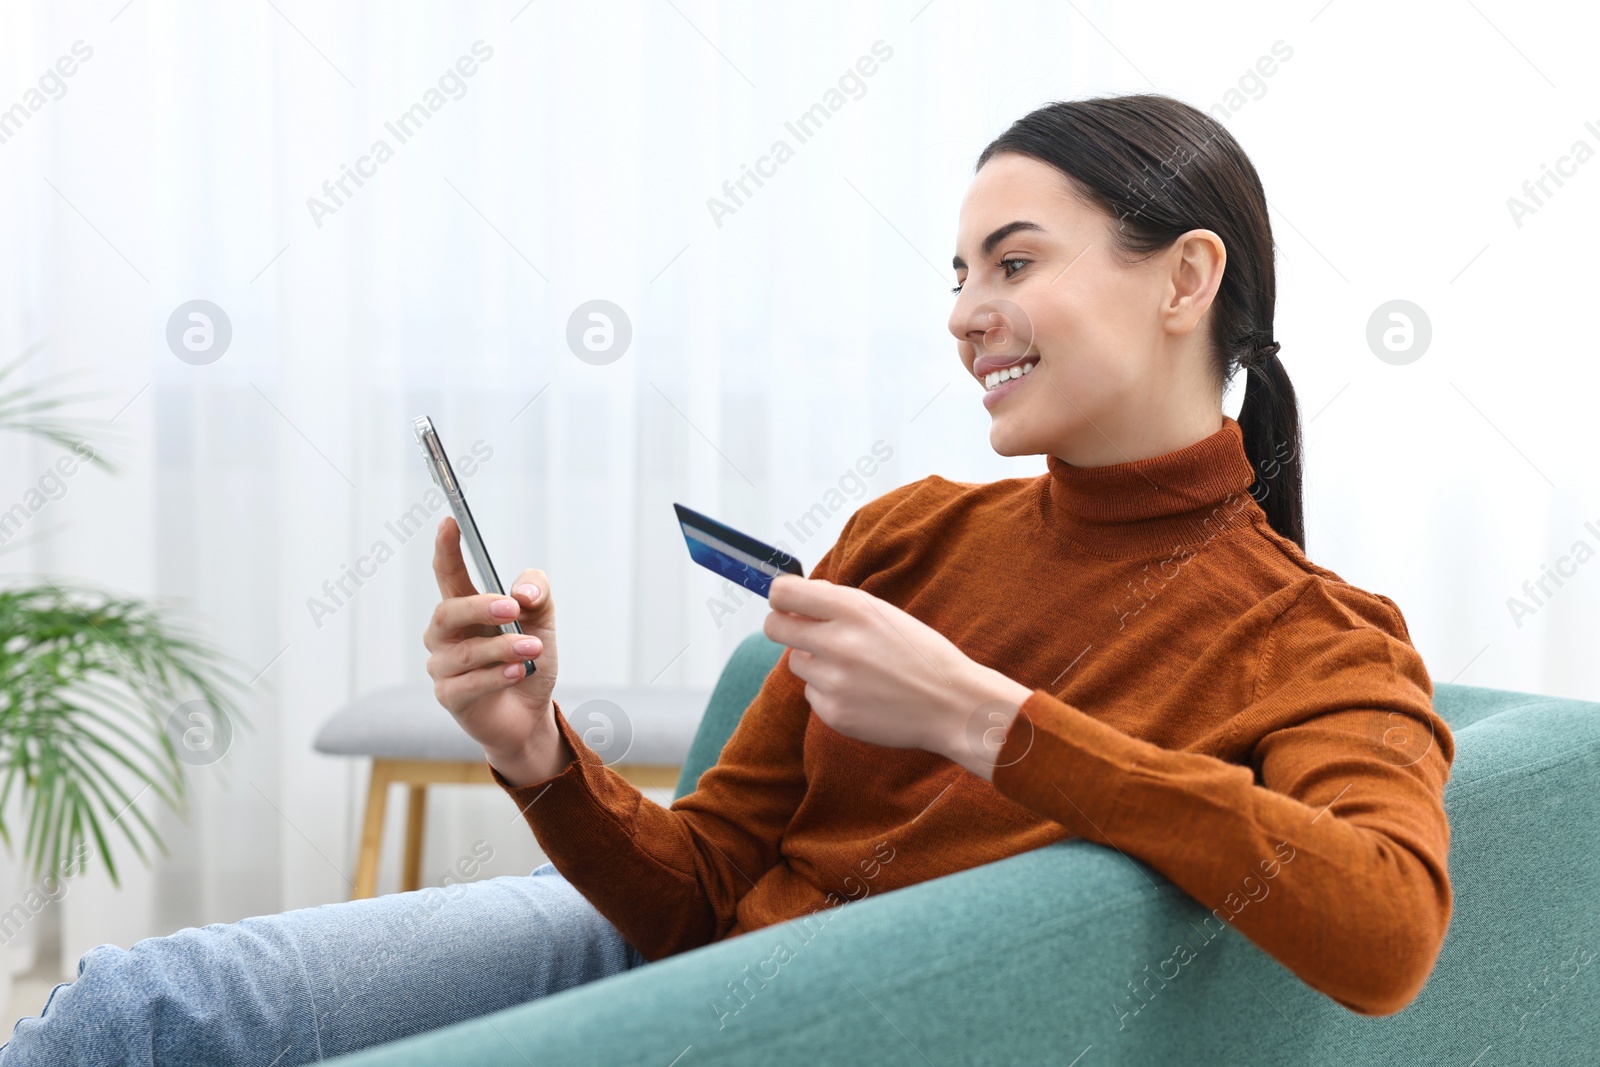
[332,632,1600,1065]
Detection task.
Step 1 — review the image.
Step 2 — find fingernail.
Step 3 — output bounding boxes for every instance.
[490,598,519,618]
[513,638,539,655]
[502,663,524,679]
[514,583,540,602]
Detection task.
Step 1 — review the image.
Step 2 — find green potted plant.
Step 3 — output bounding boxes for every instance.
[0,342,248,898]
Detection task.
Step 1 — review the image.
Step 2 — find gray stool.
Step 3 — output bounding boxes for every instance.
[313,681,710,898]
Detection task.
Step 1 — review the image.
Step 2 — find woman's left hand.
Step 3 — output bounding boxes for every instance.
[764,575,1033,778]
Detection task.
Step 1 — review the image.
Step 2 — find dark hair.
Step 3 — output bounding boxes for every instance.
[976,93,1305,551]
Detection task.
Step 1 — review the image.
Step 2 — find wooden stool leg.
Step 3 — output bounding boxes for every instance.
[401,784,427,892]
[353,760,392,900]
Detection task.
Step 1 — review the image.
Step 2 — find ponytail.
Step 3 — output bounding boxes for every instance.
[1238,346,1305,550]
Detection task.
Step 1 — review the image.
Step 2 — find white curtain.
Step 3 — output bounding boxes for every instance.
[1,0,1594,975]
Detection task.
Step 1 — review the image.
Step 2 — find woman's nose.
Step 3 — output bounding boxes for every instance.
[948,298,998,345]
[952,302,1033,358]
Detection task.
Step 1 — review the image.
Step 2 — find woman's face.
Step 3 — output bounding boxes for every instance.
[948,151,1227,466]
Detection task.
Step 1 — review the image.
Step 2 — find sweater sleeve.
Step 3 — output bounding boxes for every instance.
[988,578,1455,1016]
[490,516,861,963]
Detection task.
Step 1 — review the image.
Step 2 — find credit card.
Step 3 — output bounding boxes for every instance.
[673,503,804,598]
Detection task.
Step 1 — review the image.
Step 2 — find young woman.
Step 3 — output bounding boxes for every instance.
[1,92,1452,1065]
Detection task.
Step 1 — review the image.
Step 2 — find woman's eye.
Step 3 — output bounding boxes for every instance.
[952,259,1027,294]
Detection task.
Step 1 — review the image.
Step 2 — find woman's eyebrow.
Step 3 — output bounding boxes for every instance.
[951,220,1046,270]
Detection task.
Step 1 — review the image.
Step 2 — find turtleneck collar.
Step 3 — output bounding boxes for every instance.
[1038,414,1261,559]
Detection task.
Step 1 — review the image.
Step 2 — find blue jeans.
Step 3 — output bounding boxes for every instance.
[0,861,649,1065]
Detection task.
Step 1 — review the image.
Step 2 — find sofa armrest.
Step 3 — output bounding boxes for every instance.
[328,694,1600,1066]
[317,840,1387,1065]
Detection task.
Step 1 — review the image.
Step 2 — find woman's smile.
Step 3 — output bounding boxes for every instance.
[980,358,1038,409]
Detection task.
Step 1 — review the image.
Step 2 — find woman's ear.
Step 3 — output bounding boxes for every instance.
[1162,228,1226,338]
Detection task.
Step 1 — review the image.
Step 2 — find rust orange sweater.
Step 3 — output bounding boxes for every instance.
[494,414,1454,1016]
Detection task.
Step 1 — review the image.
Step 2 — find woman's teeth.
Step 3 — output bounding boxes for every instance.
[984,359,1037,391]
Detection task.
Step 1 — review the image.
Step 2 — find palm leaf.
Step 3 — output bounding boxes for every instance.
[0,340,121,473]
[0,581,250,885]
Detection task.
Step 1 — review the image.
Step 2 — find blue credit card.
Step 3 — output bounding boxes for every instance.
[674,503,804,598]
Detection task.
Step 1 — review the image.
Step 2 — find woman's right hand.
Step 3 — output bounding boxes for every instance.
[423,516,573,786]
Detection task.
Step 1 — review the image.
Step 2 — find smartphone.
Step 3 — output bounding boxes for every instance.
[412,416,535,676]
[673,502,804,598]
